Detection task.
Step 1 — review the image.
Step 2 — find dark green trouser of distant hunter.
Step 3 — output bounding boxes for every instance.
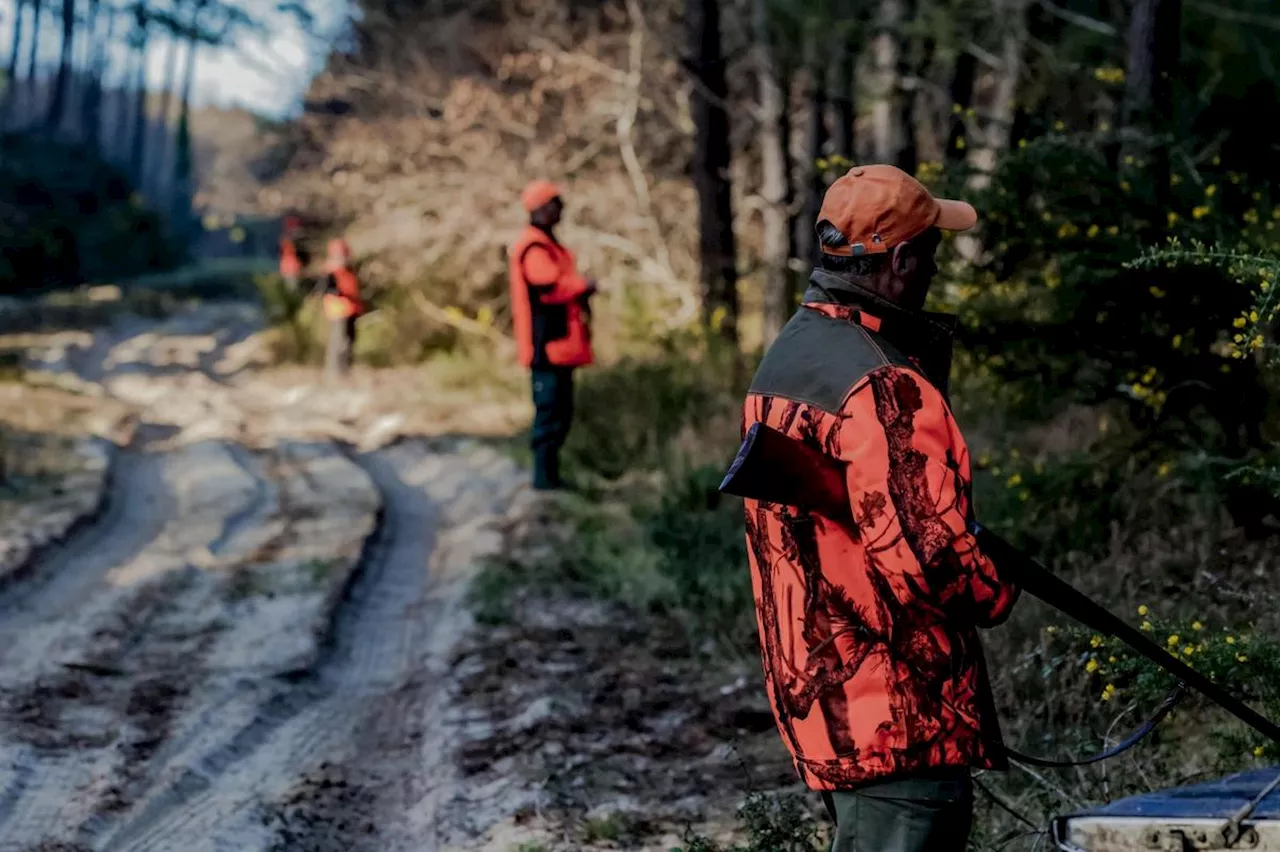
[530,367,575,490]
[822,768,973,852]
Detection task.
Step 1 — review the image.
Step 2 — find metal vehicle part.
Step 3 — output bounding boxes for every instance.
[1054,769,1280,851]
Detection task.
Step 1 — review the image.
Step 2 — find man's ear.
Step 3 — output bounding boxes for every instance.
[891,241,914,277]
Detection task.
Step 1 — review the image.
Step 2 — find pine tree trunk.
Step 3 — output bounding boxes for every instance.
[79,0,98,73]
[686,0,739,343]
[45,0,76,133]
[830,31,856,162]
[4,0,25,128]
[26,0,42,83]
[871,0,903,165]
[1121,0,1181,194]
[83,0,114,151]
[158,17,183,129]
[172,19,199,232]
[6,0,23,88]
[945,50,977,165]
[794,23,827,270]
[895,0,918,175]
[756,0,791,347]
[129,39,151,185]
[967,0,1027,192]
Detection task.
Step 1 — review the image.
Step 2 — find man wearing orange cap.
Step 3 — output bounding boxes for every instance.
[737,165,1020,851]
[322,237,364,380]
[508,180,597,490]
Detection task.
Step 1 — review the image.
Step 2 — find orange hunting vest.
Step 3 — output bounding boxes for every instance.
[280,238,302,278]
[508,225,593,369]
[323,268,364,321]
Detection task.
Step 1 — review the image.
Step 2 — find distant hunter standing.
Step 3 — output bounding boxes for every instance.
[279,215,306,293]
[322,237,365,381]
[508,181,598,491]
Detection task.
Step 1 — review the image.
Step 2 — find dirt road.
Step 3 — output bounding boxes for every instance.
[0,300,530,851]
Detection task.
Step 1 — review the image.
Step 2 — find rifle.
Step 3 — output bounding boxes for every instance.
[719,422,1280,748]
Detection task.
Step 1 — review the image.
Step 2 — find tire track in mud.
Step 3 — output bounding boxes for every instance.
[0,440,274,850]
[94,444,437,852]
[0,444,173,844]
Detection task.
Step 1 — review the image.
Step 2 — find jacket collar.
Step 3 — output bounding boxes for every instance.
[803,269,958,397]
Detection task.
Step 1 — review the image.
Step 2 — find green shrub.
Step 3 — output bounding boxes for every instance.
[671,792,824,852]
[645,463,752,648]
[0,134,180,292]
[562,331,747,481]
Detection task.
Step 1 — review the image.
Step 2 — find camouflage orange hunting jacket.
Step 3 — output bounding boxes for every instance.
[741,270,1020,791]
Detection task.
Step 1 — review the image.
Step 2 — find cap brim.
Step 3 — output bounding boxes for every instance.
[934,198,978,231]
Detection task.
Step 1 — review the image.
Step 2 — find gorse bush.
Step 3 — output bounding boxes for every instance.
[1058,608,1280,764]
[937,135,1273,446]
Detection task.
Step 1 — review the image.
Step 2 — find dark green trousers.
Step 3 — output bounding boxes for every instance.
[822,768,973,852]
[530,367,575,490]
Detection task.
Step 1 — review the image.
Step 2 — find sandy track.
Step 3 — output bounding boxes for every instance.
[0,304,530,851]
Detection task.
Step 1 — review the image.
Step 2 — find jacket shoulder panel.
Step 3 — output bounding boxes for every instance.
[749,307,914,412]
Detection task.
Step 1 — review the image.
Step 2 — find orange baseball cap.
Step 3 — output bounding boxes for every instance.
[817,164,977,256]
[521,179,563,213]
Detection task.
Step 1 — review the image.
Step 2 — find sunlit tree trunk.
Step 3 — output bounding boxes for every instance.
[794,22,826,269]
[870,0,906,166]
[756,0,792,347]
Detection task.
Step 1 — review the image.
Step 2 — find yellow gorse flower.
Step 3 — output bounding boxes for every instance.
[1137,605,1149,616]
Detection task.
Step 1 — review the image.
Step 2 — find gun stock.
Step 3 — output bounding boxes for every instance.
[720,423,852,525]
[719,423,1280,746]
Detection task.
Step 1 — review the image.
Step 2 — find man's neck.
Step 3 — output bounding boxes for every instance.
[533,223,559,243]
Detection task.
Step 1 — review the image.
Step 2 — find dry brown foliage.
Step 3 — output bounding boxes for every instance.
[258,0,743,332]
